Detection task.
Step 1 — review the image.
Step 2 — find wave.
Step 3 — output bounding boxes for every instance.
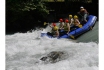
[6,29,98,70]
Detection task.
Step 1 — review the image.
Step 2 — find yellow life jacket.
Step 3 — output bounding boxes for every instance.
[74,19,79,26]
[63,23,68,31]
[73,19,82,28]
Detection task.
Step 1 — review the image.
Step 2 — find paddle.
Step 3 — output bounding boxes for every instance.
[44,22,48,25]
[67,33,75,39]
[78,24,82,28]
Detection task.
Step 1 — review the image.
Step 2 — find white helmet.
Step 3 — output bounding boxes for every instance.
[80,6,84,9]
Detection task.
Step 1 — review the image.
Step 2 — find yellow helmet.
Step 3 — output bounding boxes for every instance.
[74,15,78,19]
[69,15,72,18]
[53,26,58,31]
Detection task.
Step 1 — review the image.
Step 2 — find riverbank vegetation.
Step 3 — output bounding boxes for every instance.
[6,0,98,33]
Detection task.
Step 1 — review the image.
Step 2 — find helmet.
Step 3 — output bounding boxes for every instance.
[69,15,72,18]
[74,15,78,19]
[53,26,58,30]
[59,19,63,22]
[65,19,69,23]
[80,6,84,9]
[52,23,56,27]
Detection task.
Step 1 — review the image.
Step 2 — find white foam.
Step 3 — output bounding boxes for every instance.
[6,30,98,70]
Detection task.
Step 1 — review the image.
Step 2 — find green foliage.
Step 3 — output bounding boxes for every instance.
[6,0,49,13]
[6,0,49,32]
[42,0,92,3]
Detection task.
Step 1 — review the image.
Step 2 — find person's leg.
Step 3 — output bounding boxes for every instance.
[84,14,88,22]
[70,26,77,31]
[81,14,88,25]
[59,31,67,36]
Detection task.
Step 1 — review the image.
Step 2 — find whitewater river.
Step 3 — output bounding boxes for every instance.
[6,22,98,70]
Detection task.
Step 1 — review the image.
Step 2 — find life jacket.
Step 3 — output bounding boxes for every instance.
[51,30,57,35]
[51,26,58,34]
[63,23,68,31]
[74,19,80,26]
[74,19,82,28]
[59,22,64,28]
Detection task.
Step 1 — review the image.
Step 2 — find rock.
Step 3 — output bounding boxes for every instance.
[40,51,64,63]
[40,56,47,61]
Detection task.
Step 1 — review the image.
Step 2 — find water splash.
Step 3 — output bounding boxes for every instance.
[6,29,98,70]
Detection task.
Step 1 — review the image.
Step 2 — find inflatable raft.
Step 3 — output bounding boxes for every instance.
[41,15,97,39]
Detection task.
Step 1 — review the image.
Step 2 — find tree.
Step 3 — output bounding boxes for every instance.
[6,0,49,32]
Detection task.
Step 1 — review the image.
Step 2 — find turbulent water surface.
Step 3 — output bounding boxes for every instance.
[6,22,98,70]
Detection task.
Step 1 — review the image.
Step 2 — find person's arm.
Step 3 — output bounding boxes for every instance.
[67,23,70,34]
[84,9,88,14]
[59,22,64,29]
[49,24,53,28]
[77,19,80,24]
[70,18,74,25]
[76,19,82,28]
[83,14,88,22]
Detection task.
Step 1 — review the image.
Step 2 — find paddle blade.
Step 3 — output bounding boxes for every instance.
[68,34,75,39]
[70,35,75,39]
[44,22,47,25]
[78,24,82,28]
